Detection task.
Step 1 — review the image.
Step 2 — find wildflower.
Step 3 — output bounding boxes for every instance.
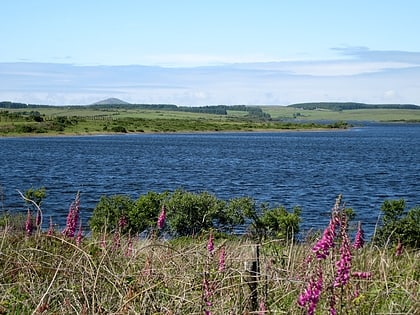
[47,216,54,236]
[395,239,403,256]
[62,192,80,238]
[207,231,214,255]
[35,209,41,228]
[118,215,128,229]
[126,235,133,257]
[334,222,352,287]
[352,271,372,279]
[157,205,166,229]
[25,208,32,236]
[298,266,323,315]
[113,230,121,250]
[218,246,226,272]
[329,293,336,315]
[352,221,365,249]
[76,222,83,246]
[258,299,266,314]
[312,218,337,259]
[203,275,213,314]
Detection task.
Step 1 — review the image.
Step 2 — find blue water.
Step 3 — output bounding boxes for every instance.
[1,124,419,238]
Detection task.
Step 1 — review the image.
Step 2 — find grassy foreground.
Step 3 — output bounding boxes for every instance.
[0,224,418,314]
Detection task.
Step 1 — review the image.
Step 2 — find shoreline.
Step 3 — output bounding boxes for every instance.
[0,126,352,138]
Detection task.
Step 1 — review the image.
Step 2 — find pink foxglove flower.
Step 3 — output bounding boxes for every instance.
[157,205,166,229]
[203,276,213,314]
[395,239,403,256]
[312,218,337,259]
[62,192,80,238]
[25,208,32,236]
[126,235,133,257]
[334,225,352,287]
[298,267,323,315]
[218,246,226,272]
[258,299,266,314]
[352,271,372,279]
[352,221,365,249]
[118,216,128,229]
[47,216,54,236]
[76,222,83,246]
[207,231,214,254]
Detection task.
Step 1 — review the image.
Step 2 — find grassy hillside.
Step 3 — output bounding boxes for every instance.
[0,104,346,136]
[262,104,420,122]
[1,102,419,136]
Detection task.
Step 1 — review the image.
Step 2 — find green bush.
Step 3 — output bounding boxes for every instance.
[165,189,226,236]
[129,191,168,233]
[89,189,302,239]
[259,204,301,240]
[89,195,135,234]
[110,125,127,133]
[374,199,420,248]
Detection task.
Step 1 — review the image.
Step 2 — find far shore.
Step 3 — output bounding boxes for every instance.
[0,126,352,138]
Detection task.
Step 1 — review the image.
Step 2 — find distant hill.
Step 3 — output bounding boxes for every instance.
[288,102,420,111]
[92,98,130,105]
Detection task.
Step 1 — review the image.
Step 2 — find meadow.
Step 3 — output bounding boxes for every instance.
[2,103,419,136]
[0,194,418,314]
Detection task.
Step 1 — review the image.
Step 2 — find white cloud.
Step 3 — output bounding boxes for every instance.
[1,48,420,106]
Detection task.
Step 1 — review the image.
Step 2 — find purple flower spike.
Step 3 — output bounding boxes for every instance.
[353,221,365,249]
[25,208,32,236]
[157,205,166,229]
[218,246,226,272]
[62,192,80,238]
[207,231,214,254]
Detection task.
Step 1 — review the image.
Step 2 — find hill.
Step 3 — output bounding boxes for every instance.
[92,98,130,105]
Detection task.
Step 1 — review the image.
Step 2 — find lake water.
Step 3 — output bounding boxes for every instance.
[1,124,419,238]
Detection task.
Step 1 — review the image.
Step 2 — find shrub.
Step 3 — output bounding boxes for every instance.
[89,189,303,240]
[89,195,135,234]
[129,191,169,233]
[165,189,225,236]
[373,199,420,248]
[110,125,127,133]
[259,204,301,241]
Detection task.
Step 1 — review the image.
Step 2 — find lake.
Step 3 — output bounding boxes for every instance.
[1,123,419,238]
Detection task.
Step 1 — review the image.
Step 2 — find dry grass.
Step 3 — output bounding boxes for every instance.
[0,226,418,315]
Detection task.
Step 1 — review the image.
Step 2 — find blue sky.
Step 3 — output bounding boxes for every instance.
[1,0,420,105]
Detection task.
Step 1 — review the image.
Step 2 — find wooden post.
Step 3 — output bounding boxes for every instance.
[245,243,260,312]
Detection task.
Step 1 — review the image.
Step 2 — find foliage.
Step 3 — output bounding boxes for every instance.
[24,186,46,207]
[373,199,420,248]
[110,125,127,133]
[89,189,302,241]
[164,189,226,236]
[89,195,135,234]
[129,191,169,233]
[258,204,301,240]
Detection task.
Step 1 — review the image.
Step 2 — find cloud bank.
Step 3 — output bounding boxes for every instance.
[1,48,419,106]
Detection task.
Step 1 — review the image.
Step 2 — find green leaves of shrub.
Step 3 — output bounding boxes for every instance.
[374,199,420,248]
[89,189,301,240]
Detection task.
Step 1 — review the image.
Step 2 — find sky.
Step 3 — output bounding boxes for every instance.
[1,0,420,106]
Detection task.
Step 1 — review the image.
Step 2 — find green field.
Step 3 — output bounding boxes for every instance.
[1,103,419,136]
[262,106,420,122]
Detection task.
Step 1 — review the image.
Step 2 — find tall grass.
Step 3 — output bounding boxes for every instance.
[0,221,418,314]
